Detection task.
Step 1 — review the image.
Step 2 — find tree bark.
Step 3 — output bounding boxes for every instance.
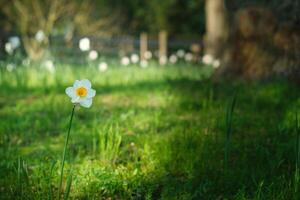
[204,0,229,58]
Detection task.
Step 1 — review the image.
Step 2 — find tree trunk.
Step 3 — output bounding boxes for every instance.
[204,0,229,58]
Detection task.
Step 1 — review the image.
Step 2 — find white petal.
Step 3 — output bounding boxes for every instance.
[71,96,80,103]
[73,80,81,88]
[80,79,91,88]
[87,88,96,98]
[80,98,92,108]
[65,87,76,98]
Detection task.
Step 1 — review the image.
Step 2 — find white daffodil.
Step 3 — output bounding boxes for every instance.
[65,79,96,108]
[169,54,178,64]
[35,30,45,42]
[202,54,214,65]
[88,50,98,60]
[212,59,220,69]
[159,55,167,65]
[79,37,90,51]
[9,36,20,49]
[6,63,15,72]
[98,62,108,72]
[5,42,13,55]
[144,51,152,59]
[176,49,185,58]
[22,59,30,67]
[130,54,139,64]
[140,60,148,68]
[184,53,193,62]
[121,57,130,66]
[43,60,55,73]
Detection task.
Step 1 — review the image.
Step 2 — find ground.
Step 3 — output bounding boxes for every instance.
[0,63,299,199]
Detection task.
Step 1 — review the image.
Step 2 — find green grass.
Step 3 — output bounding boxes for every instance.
[0,62,299,199]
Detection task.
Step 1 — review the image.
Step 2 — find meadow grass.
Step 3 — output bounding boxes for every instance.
[0,62,299,199]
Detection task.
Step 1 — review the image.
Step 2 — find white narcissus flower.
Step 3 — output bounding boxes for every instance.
[184,53,193,62]
[140,60,148,68]
[202,54,214,65]
[159,55,167,65]
[130,54,139,63]
[121,57,130,66]
[43,60,55,73]
[22,59,30,67]
[65,79,96,108]
[212,60,220,68]
[169,54,178,64]
[79,37,90,51]
[144,51,152,59]
[89,50,98,60]
[5,42,13,55]
[176,49,185,58]
[9,36,20,49]
[98,62,108,72]
[35,30,45,42]
[6,63,15,72]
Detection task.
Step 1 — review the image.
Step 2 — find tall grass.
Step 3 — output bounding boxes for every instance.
[295,111,300,198]
[224,93,237,170]
[95,123,122,165]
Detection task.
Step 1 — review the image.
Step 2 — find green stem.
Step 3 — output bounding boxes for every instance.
[58,105,76,199]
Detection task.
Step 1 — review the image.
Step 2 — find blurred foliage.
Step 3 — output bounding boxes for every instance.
[94,0,205,37]
[0,0,118,60]
[0,0,205,38]
[226,0,299,24]
[1,0,298,38]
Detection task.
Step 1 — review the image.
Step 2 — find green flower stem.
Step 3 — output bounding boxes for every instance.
[58,105,76,199]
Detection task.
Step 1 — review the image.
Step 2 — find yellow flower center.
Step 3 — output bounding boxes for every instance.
[76,87,87,97]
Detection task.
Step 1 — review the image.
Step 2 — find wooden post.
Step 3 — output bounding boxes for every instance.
[159,30,168,65]
[140,32,148,62]
[190,43,201,63]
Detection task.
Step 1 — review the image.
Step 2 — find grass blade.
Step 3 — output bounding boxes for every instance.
[48,161,56,200]
[224,93,237,170]
[64,172,73,200]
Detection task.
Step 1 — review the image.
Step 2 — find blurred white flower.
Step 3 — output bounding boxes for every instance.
[159,56,167,65]
[65,79,96,108]
[44,60,54,67]
[212,59,220,69]
[79,37,90,51]
[121,56,130,66]
[44,60,55,73]
[5,43,13,55]
[130,54,139,64]
[22,59,30,67]
[184,53,193,62]
[9,36,20,49]
[140,60,148,68]
[144,51,152,59]
[6,63,15,72]
[202,54,214,65]
[88,50,98,60]
[176,49,185,58]
[35,30,45,42]
[98,62,108,72]
[169,54,178,64]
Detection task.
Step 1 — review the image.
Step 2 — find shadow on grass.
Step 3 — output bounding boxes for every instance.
[144,79,300,199]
